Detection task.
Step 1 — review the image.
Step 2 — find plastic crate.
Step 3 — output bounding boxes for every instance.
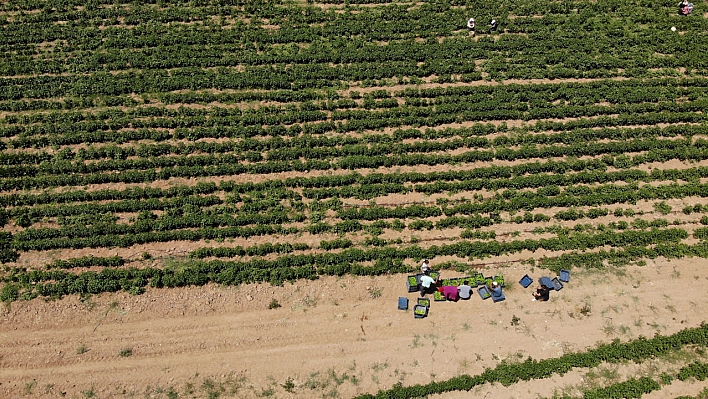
[519,274,533,288]
[433,290,447,302]
[539,276,553,289]
[551,277,564,291]
[398,297,409,310]
[414,304,429,318]
[459,277,474,287]
[559,269,570,283]
[406,275,420,292]
[429,271,441,281]
[493,275,505,287]
[474,274,486,286]
[417,297,431,308]
[477,286,491,300]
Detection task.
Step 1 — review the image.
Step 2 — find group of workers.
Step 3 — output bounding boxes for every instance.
[466,17,498,36]
[420,260,552,302]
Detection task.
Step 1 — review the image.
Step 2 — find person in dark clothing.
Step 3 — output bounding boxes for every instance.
[489,19,498,31]
[533,284,551,301]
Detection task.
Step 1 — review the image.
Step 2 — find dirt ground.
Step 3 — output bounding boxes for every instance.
[2,257,708,399]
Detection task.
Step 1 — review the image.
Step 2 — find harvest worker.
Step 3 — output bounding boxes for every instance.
[419,274,437,297]
[532,284,551,302]
[489,19,498,32]
[421,259,431,274]
[678,0,693,15]
[458,280,472,300]
[439,285,459,301]
[467,17,475,36]
[490,281,504,302]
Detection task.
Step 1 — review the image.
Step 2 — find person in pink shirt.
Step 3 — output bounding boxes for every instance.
[439,285,459,301]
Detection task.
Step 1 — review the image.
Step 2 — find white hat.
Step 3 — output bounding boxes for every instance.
[492,281,499,286]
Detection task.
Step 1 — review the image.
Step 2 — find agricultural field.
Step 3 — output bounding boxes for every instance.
[2,0,708,398]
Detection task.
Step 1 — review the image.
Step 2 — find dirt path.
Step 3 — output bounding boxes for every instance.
[2,258,708,398]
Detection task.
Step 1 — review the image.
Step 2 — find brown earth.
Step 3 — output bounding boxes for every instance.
[3,257,708,399]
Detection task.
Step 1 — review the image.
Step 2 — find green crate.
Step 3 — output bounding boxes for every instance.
[417,297,431,308]
[474,274,486,286]
[414,305,429,318]
[406,275,419,292]
[493,275,505,287]
[433,290,446,302]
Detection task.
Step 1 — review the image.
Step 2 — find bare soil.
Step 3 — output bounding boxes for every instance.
[3,258,708,398]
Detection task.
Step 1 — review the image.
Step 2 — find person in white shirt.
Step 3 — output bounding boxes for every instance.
[421,259,431,274]
[419,274,437,297]
[467,18,475,36]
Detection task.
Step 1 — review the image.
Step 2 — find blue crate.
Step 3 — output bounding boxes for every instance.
[539,276,553,289]
[398,297,409,310]
[551,277,564,291]
[559,269,570,283]
[477,286,491,300]
[519,274,533,288]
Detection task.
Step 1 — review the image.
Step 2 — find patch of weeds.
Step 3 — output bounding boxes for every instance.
[82,387,96,398]
[601,320,617,337]
[79,294,95,311]
[119,348,133,357]
[510,315,520,326]
[24,380,36,395]
[670,268,681,279]
[393,368,409,383]
[618,325,631,336]
[267,298,281,309]
[458,358,471,372]
[257,387,275,397]
[580,303,592,317]
[371,362,388,372]
[184,382,195,396]
[411,334,422,348]
[648,303,658,314]
[367,286,383,299]
[462,322,470,331]
[475,353,482,361]
[76,344,89,355]
[323,387,339,398]
[647,321,662,332]
[583,365,620,389]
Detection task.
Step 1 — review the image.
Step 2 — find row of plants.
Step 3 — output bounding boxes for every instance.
[6,76,703,129]
[5,140,708,191]
[1,230,702,301]
[352,323,708,399]
[4,121,698,165]
[6,166,708,230]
